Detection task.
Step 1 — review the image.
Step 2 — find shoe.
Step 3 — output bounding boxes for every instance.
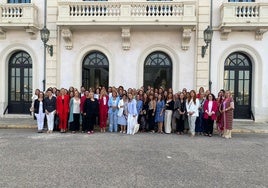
[123,131,126,134]
[208,134,212,137]
[87,131,91,135]
[37,130,43,133]
[91,131,94,134]
[120,131,122,133]
[72,131,76,134]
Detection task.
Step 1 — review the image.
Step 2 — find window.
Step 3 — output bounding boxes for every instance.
[8,0,31,3]
[144,51,172,90]
[82,51,109,89]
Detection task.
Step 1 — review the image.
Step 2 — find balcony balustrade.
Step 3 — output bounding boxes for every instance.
[0,3,39,39]
[220,2,268,40]
[57,1,196,26]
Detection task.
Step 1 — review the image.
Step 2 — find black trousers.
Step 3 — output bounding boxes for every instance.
[86,114,96,132]
[176,117,184,132]
[70,113,80,131]
[204,117,214,134]
[148,109,155,131]
[82,115,87,132]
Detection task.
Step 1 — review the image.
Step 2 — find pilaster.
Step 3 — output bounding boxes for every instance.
[46,1,58,88]
[196,0,210,91]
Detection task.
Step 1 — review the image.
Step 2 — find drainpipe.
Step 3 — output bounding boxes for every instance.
[208,0,213,91]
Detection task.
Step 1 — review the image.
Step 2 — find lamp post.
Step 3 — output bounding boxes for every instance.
[201,25,213,91]
[40,0,53,92]
[201,26,213,58]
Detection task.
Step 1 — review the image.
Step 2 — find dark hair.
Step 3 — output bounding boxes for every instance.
[46,88,52,92]
[206,93,216,101]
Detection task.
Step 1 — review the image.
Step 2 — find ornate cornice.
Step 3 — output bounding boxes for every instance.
[181,27,192,51]
[121,27,131,50]
[220,28,231,41]
[61,28,73,50]
[0,27,6,40]
[255,28,267,41]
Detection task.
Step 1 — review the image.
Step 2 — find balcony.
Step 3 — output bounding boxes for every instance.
[0,3,39,39]
[57,1,196,27]
[220,3,268,40]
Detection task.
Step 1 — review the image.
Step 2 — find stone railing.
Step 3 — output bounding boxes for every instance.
[57,1,196,25]
[220,3,268,40]
[221,3,268,25]
[0,3,38,27]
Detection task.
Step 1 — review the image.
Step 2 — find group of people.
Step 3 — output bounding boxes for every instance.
[31,85,234,139]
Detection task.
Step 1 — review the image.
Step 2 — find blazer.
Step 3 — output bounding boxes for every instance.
[34,99,45,114]
[174,99,186,120]
[203,100,218,120]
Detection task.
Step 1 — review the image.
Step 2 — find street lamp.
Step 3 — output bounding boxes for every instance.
[201,26,213,58]
[40,26,53,57]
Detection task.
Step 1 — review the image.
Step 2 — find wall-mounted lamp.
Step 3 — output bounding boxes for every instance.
[201,26,213,58]
[40,26,53,57]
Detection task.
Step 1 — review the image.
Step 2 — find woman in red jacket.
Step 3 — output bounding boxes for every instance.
[203,93,218,137]
[56,88,70,133]
[99,88,109,133]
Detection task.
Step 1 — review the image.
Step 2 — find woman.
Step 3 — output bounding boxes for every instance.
[139,93,149,132]
[44,89,56,133]
[108,90,120,132]
[34,92,45,133]
[203,94,218,137]
[118,94,128,134]
[94,87,100,100]
[127,93,138,135]
[83,92,99,134]
[221,91,235,139]
[195,92,205,135]
[164,93,174,134]
[186,90,200,137]
[68,90,81,133]
[196,87,205,99]
[174,92,186,134]
[148,94,156,133]
[217,89,225,136]
[99,88,109,133]
[155,94,165,133]
[56,88,70,133]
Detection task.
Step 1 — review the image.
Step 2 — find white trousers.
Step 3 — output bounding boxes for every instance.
[188,116,197,135]
[164,110,172,133]
[35,113,45,131]
[46,111,55,131]
[127,115,137,135]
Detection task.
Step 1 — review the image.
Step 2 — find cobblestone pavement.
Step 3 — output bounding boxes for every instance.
[0,129,267,188]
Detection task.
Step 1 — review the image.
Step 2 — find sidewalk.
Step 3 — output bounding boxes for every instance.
[0,115,268,134]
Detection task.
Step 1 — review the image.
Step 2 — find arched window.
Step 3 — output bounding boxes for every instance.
[8,51,32,114]
[144,51,172,90]
[82,51,109,89]
[224,52,252,119]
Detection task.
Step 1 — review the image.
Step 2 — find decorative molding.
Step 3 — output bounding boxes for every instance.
[255,28,267,41]
[220,28,231,41]
[121,27,130,50]
[61,28,73,50]
[0,27,6,40]
[25,27,38,40]
[181,27,192,51]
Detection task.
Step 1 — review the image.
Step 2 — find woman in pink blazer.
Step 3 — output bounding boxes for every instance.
[203,94,218,137]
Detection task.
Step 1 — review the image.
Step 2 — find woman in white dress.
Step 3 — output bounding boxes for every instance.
[186,90,200,137]
[127,93,138,135]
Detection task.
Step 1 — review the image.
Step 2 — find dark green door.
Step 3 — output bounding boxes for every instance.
[224,52,252,119]
[8,51,32,114]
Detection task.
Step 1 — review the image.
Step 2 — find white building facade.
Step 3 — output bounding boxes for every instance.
[0,0,267,122]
